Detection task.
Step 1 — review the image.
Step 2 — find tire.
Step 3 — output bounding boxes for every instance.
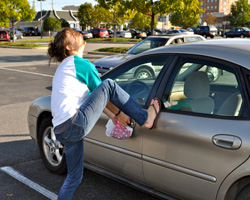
[202,34,207,38]
[206,66,221,82]
[210,35,214,39]
[240,34,244,38]
[223,34,227,38]
[236,184,250,200]
[134,68,153,79]
[38,117,67,174]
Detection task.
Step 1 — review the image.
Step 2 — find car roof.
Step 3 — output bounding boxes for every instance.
[139,39,250,69]
[146,34,205,40]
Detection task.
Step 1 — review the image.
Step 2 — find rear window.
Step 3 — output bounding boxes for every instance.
[0,31,7,35]
[100,29,107,32]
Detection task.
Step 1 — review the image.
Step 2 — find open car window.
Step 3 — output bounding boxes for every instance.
[105,55,170,106]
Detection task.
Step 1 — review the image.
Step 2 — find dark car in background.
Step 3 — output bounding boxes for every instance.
[23,27,40,36]
[0,30,10,41]
[194,25,217,38]
[91,28,109,38]
[129,29,147,39]
[223,27,250,38]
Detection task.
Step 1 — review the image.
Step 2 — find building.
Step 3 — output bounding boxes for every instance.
[199,0,238,28]
[16,9,80,34]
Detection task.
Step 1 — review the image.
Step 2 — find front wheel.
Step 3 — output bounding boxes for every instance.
[38,117,67,174]
[240,34,244,38]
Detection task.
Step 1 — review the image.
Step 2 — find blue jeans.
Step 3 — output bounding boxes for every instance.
[55,79,148,200]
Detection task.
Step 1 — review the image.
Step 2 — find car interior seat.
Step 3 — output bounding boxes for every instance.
[182,71,214,114]
[216,92,242,116]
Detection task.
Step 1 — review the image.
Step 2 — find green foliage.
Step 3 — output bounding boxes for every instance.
[0,0,36,42]
[78,3,94,29]
[87,37,140,42]
[130,12,156,30]
[229,0,250,27]
[96,0,136,29]
[94,46,131,53]
[60,18,70,28]
[43,17,62,32]
[170,0,203,28]
[0,41,43,47]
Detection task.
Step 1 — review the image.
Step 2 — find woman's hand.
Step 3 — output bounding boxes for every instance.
[117,112,129,127]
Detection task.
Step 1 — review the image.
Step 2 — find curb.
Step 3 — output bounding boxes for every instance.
[0,45,48,49]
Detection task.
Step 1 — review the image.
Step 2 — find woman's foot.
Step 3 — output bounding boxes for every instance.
[144,98,161,129]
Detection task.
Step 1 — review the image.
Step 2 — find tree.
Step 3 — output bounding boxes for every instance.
[96,0,136,37]
[229,0,250,27]
[43,17,61,32]
[207,13,216,25]
[130,12,157,30]
[78,3,94,30]
[170,0,204,28]
[0,0,36,42]
[61,18,70,28]
[126,0,204,33]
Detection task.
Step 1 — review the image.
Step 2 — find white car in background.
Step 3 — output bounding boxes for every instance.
[116,31,132,38]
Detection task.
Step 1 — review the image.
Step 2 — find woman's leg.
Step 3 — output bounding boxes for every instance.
[57,140,84,200]
[77,78,148,135]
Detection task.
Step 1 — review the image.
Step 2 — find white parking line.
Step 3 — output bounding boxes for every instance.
[0,67,53,78]
[0,166,58,200]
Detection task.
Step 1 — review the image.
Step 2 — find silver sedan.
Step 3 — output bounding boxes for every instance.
[28,39,250,200]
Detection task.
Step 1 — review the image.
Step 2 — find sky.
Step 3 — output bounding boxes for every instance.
[28,0,97,11]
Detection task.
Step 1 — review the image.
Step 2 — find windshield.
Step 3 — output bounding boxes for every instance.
[126,37,169,55]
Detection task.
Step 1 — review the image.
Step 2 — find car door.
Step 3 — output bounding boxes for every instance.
[142,54,250,200]
[85,54,170,185]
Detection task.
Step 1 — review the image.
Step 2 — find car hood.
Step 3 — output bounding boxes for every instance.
[93,54,134,69]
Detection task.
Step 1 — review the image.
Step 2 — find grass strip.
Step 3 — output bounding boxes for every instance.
[0,41,44,47]
[94,47,131,53]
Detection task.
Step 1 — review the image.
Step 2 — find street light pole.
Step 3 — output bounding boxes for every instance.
[38,0,46,39]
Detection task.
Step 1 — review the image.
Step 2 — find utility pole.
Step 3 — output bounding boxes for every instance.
[38,0,46,39]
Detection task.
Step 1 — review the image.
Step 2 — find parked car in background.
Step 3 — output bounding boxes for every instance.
[223,27,250,38]
[10,29,23,40]
[144,29,163,36]
[194,25,217,38]
[23,27,40,36]
[167,29,194,35]
[107,29,114,37]
[91,28,109,38]
[0,30,10,41]
[82,31,93,40]
[115,31,132,38]
[94,34,206,75]
[129,29,147,39]
[28,39,250,200]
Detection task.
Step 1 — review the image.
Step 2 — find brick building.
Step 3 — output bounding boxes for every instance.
[199,0,238,28]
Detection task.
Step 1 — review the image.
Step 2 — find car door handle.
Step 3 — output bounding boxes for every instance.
[212,134,242,150]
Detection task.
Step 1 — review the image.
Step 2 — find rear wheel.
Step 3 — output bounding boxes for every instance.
[240,34,244,38]
[135,68,153,79]
[236,184,250,200]
[38,117,67,174]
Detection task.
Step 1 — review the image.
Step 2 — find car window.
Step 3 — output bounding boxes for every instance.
[105,55,169,105]
[185,36,203,42]
[127,38,169,55]
[0,31,7,35]
[162,56,244,117]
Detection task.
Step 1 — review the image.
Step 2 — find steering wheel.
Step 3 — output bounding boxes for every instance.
[126,80,151,102]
